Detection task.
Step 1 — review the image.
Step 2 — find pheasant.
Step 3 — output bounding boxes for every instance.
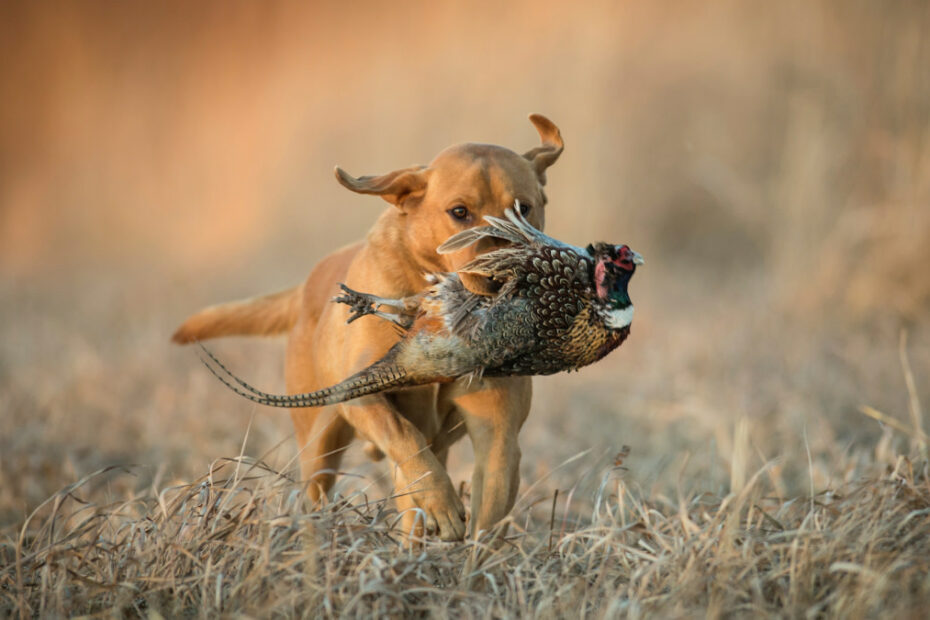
[200,205,642,407]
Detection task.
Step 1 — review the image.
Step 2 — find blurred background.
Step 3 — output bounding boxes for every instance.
[1,0,928,526]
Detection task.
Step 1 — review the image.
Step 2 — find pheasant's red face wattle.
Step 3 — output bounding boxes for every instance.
[613,245,638,271]
[594,259,609,299]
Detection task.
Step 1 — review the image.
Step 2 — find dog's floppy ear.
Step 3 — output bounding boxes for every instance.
[334,165,428,207]
[522,114,564,186]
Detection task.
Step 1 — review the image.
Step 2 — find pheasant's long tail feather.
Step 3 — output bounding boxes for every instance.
[198,344,413,408]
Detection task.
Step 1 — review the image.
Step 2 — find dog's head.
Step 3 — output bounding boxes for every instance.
[334,114,563,292]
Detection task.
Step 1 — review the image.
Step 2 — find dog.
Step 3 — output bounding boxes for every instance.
[173,115,564,540]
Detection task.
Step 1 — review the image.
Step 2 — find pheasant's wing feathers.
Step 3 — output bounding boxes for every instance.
[428,274,488,337]
[439,271,525,351]
[485,208,550,245]
[456,249,523,279]
[436,223,524,254]
[438,206,585,258]
[447,287,484,334]
[438,207,536,254]
[497,207,588,253]
[477,213,536,245]
[441,207,585,285]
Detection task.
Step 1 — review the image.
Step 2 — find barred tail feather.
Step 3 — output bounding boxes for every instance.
[198,344,412,408]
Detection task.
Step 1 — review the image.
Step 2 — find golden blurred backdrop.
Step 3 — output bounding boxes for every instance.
[2,1,926,316]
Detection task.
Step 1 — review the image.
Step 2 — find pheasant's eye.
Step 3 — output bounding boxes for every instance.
[518,202,532,217]
[613,246,639,271]
[449,205,469,221]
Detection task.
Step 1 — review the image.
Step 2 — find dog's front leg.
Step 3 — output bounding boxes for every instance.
[449,376,532,537]
[340,395,466,541]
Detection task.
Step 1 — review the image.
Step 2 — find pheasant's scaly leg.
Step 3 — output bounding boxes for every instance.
[333,284,417,329]
[352,309,410,326]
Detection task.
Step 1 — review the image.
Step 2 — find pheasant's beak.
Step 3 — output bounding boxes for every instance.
[631,251,645,265]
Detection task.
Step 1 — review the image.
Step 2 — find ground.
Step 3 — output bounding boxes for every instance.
[2,271,928,616]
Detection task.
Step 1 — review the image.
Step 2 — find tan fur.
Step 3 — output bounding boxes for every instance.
[173,115,564,540]
[172,286,302,343]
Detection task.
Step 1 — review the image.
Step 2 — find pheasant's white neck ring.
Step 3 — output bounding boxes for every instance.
[605,305,634,330]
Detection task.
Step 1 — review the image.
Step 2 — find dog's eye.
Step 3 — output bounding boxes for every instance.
[519,202,532,216]
[449,205,469,221]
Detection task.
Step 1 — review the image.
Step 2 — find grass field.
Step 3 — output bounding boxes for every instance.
[2,1,929,616]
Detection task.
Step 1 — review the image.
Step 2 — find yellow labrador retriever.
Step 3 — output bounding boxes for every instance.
[173,115,563,540]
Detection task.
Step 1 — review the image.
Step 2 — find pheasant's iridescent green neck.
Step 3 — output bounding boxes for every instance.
[609,276,632,309]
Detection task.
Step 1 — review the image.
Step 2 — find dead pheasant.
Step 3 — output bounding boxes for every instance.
[200,205,642,407]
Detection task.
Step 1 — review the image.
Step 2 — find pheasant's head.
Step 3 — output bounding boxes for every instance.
[589,243,643,327]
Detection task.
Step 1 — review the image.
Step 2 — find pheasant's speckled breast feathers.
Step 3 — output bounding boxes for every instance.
[428,205,640,375]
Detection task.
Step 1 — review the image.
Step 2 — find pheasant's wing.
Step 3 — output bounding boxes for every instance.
[454,248,525,282]
[426,274,487,337]
[437,204,585,255]
[436,221,525,254]
[483,207,580,250]
[439,205,587,282]
[429,273,535,368]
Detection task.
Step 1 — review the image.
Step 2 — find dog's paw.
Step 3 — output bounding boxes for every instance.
[427,496,467,541]
[396,468,466,541]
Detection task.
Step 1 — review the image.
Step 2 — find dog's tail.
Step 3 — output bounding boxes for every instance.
[172,286,301,344]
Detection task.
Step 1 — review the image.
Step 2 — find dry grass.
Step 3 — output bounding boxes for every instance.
[2,0,929,617]
[4,451,930,617]
[2,274,928,616]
